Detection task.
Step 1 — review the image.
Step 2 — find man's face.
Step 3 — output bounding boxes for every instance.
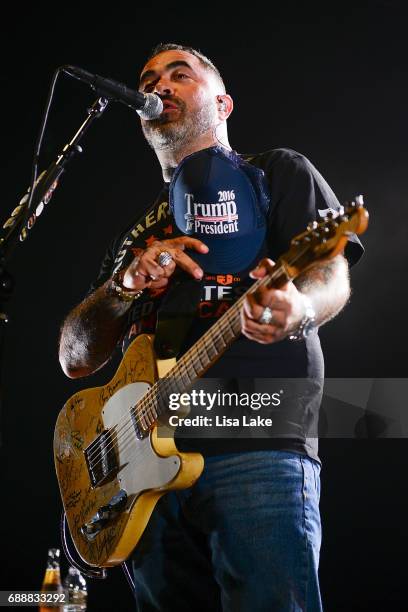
[138,50,221,151]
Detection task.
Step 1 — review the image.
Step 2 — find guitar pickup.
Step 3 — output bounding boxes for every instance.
[84,430,119,488]
[81,489,128,541]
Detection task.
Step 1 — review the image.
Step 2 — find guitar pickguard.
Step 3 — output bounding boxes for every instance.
[101,382,181,501]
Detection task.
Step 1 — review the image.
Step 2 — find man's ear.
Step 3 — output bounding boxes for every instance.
[217,95,233,118]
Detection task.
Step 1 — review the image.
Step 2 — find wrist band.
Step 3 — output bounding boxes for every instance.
[289,294,316,341]
[106,269,144,303]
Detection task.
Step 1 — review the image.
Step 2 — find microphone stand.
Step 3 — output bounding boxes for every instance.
[1,93,136,584]
[0,96,110,445]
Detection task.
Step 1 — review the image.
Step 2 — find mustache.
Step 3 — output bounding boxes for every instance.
[161,95,186,110]
[144,96,186,126]
[160,96,186,111]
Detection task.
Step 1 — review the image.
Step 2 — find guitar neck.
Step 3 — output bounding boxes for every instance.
[138,259,293,422]
[171,261,292,381]
[126,200,368,438]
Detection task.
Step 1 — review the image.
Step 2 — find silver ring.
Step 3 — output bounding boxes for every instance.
[258,306,274,325]
[158,251,173,267]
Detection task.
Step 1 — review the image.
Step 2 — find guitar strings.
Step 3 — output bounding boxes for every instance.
[84,249,311,471]
[84,249,310,469]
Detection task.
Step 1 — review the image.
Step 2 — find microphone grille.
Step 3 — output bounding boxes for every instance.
[137,94,163,120]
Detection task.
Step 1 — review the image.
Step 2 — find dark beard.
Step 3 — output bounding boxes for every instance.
[141,98,217,151]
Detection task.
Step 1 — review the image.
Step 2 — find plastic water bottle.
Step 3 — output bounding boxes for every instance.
[62,567,87,611]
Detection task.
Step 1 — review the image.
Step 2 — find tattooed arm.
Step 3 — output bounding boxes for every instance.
[59,237,208,378]
[294,254,350,326]
[241,254,350,344]
[59,280,134,378]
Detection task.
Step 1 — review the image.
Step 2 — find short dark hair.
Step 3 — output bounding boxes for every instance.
[146,43,226,92]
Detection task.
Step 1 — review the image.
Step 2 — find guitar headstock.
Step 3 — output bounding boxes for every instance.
[283,195,368,276]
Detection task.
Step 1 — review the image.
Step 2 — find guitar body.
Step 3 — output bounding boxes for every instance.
[54,334,204,567]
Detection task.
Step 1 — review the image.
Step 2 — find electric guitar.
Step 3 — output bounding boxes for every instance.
[54,199,368,567]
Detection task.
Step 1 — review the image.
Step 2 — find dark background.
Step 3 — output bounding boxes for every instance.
[1,2,407,610]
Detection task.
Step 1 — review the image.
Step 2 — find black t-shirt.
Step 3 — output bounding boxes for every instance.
[89,148,364,461]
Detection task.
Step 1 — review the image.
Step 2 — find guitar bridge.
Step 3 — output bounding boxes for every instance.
[84,429,119,488]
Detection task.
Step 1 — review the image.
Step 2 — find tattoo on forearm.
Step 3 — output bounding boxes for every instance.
[59,281,131,376]
[294,255,350,326]
[296,258,344,289]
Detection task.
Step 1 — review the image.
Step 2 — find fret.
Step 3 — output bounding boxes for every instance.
[200,341,213,366]
[185,358,198,380]
[223,316,236,342]
[204,331,221,358]
[163,375,179,396]
[204,340,217,361]
[162,365,181,391]
[230,304,244,334]
[169,362,180,382]
[192,342,209,371]
[229,311,242,335]
[160,377,177,399]
[156,379,175,417]
[177,362,193,388]
[211,330,227,351]
[193,350,207,376]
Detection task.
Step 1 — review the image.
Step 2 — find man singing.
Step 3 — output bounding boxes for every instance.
[59,43,363,611]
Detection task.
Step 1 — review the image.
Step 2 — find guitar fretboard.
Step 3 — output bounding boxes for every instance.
[131,266,288,435]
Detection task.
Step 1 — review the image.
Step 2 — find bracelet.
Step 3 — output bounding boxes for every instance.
[289,294,316,341]
[106,269,144,303]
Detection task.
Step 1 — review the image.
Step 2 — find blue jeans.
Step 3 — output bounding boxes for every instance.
[131,450,323,611]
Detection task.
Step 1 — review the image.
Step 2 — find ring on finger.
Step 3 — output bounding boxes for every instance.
[258,306,274,325]
[157,251,173,267]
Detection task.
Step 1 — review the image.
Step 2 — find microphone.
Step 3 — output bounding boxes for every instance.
[62,65,163,120]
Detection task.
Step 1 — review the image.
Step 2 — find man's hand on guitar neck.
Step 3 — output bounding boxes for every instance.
[241,255,350,345]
